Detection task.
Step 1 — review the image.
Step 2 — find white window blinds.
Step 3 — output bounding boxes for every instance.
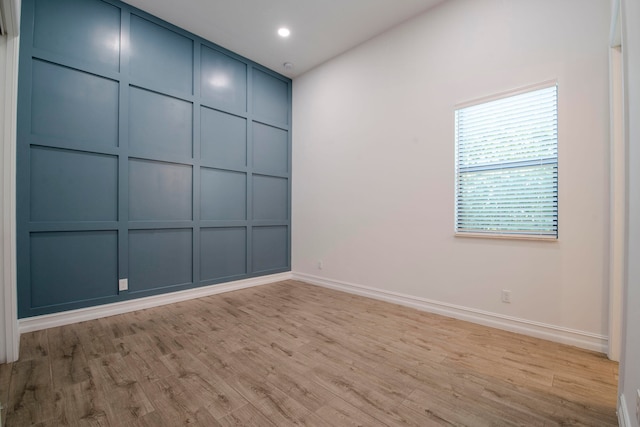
[455,84,558,238]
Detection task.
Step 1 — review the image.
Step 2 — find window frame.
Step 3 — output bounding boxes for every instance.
[454,81,559,241]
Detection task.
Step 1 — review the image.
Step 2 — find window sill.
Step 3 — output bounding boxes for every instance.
[454,232,558,242]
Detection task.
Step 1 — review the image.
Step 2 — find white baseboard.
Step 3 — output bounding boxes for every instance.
[619,394,632,427]
[292,272,608,353]
[19,270,608,355]
[19,272,293,334]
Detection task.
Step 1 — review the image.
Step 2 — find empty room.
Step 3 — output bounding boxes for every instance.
[1,0,639,425]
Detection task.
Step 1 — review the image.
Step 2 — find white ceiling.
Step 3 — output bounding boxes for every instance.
[122,0,446,78]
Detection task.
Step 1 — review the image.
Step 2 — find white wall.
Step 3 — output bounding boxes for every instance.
[292,0,611,351]
[619,0,640,422]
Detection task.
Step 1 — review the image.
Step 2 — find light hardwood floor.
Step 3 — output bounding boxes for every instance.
[1,280,618,426]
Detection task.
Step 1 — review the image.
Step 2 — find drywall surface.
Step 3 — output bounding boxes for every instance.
[292,0,611,344]
[620,0,640,423]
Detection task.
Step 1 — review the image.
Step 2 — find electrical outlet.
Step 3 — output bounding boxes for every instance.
[118,278,128,291]
[501,290,511,303]
[317,260,323,270]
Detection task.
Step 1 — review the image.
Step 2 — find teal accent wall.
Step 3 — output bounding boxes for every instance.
[17,0,292,317]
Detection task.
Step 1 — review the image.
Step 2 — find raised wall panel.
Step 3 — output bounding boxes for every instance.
[253,69,289,124]
[129,159,192,221]
[253,122,288,175]
[33,0,121,71]
[253,226,288,272]
[30,231,118,307]
[31,60,119,147]
[201,168,246,220]
[129,15,193,94]
[201,107,246,168]
[129,87,193,159]
[129,229,193,292]
[201,46,247,112]
[18,0,291,317]
[253,175,288,220]
[30,147,117,222]
[200,227,246,280]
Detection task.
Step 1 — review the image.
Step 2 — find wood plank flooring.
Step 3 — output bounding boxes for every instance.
[0,280,618,426]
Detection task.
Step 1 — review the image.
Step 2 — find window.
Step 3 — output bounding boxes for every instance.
[454,84,558,239]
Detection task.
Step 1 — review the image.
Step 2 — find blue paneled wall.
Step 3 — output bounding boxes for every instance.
[17,0,292,317]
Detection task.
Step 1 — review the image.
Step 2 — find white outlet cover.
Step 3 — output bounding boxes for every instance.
[501,290,511,303]
[118,278,128,291]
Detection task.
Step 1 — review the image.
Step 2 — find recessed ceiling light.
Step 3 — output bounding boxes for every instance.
[278,27,291,38]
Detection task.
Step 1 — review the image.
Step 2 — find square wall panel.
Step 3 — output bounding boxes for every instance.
[34,0,121,71]
[129,159,192,221]
[201,107,246,168]
[200,227,246,281]
[130,15,193,94]
[129,87,193,159]
[253,69,288,125]
[30,147,117,222]
[201,46,247,112]
[129,229,192,292]
[201,168,246,220]
[252,226,288,273]
[253,122,288,175]
[31,60,119,147]
[30,231,118,308]
[253,175,288,220]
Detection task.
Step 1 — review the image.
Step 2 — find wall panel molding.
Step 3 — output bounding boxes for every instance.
[16,0,291,318]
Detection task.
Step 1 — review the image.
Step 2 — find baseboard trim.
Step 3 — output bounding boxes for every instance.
[619,394,631,427]
[19,272,293,334]
[292,272,608,353]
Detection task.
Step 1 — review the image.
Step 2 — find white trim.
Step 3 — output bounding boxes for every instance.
[0,0,19,36]
[454,232,557,242]
[454,79,557,110]
[19,272,293,333]
[618,394,631,427]
[293,272,608,353]
[611,0,622,48]
[608,43,625,362]
[0,0,19,364]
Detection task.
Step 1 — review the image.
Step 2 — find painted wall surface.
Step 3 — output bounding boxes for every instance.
[292,0,611,343]
[620,0,640,422]
[17,0,291,318]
